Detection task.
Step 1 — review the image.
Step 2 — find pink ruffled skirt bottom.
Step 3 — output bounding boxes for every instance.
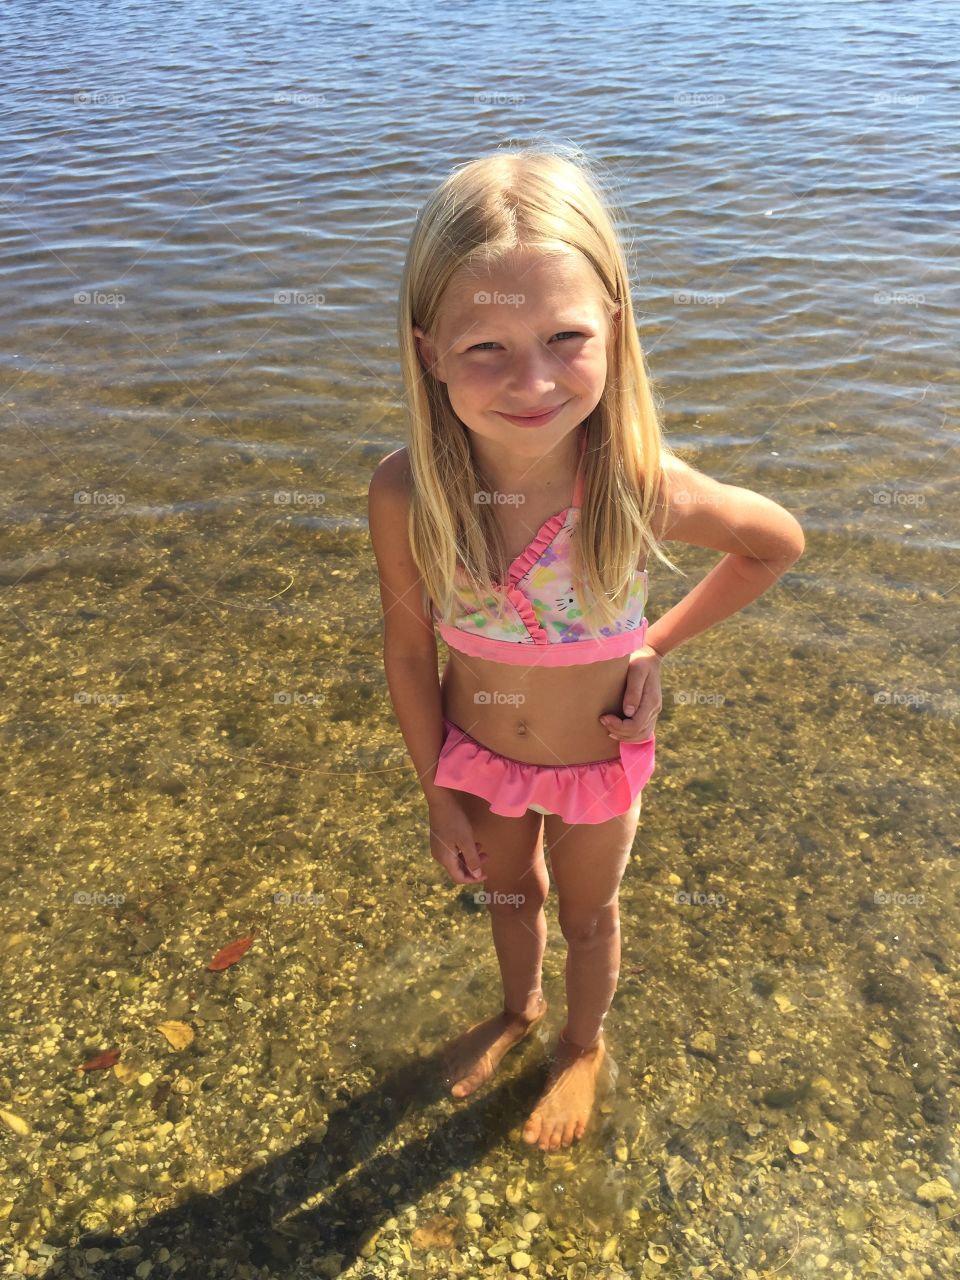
[434,716,656,825]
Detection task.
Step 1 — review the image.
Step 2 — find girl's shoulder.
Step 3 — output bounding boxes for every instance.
[369,446,418,529]
[368,447,415,549]
[370,445,413,496]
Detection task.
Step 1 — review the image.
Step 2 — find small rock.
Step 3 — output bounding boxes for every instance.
[663,1154,696,1196]
[686,1031,717,1060]
[839,1204,868,1231]
[921,1093,949,1125]
[916,1176,955,1204]
[601,1235,620,1261]
[869,1071,913,1104]
[0,1109,30,1137]
[761,1080,811,1109]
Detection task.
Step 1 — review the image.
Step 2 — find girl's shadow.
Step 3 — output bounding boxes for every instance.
[40,1038,557,1278]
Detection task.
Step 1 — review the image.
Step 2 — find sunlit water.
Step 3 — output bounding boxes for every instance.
[1,0,957,1276]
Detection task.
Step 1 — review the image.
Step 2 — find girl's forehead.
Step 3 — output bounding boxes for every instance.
[439,252,605,330]
[449,248,593,292]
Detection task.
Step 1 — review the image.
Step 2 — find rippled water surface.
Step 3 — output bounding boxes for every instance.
[1,0,958,1276]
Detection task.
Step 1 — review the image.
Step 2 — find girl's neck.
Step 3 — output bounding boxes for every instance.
[471,422,585,506]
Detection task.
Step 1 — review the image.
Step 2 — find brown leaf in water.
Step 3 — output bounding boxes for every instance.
[79,1047,121,1072]
[206,932,256,971]
[157,1020,195,1050]
[411,1215,458,1250]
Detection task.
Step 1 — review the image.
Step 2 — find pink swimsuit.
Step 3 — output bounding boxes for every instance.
[432,424,656,825]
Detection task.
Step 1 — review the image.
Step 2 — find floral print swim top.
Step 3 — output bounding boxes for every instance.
[431,425,649,667]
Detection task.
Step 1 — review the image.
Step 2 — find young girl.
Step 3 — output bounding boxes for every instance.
[368,149,804,1152]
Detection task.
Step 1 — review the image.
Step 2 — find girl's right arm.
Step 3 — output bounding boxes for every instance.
[367,450,488,885]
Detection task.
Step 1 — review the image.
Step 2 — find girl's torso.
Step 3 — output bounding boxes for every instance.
[440,649,636,765]
[437,429,648,766]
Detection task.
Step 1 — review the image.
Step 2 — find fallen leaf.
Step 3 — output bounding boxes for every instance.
[157,1020,195,1050]
[80,1048,121,1073]
[411,1214,458,1249]
[206,932,256,971]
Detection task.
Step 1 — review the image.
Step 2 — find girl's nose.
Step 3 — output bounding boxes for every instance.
[504,351,557,397]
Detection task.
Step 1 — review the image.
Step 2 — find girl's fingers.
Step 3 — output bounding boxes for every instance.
[608,721,657,741]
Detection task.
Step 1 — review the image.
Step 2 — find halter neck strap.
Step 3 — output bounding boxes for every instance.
[572,425,588,509]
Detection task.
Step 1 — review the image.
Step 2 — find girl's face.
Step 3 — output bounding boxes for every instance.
[413,248,617,452]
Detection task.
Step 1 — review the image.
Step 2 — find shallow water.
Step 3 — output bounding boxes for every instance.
[1,0,958,1276]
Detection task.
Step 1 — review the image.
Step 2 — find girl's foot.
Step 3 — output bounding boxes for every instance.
[522,1029,606,1150]
[441,993,548,1099]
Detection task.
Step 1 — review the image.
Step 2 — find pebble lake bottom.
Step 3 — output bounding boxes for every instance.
[1,0,958,1275]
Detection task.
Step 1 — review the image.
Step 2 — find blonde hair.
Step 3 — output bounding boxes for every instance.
[397,145,683,630]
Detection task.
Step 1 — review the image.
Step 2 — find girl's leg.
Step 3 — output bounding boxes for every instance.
[546,795,643,1048]
[521,795,643,1149]
[455,787,550,1014]
[438,789,551,1098]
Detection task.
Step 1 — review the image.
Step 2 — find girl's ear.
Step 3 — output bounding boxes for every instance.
[412,324,433,374]
[606,305,621,351]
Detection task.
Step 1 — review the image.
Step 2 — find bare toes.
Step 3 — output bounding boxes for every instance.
[453,1060,490,1097]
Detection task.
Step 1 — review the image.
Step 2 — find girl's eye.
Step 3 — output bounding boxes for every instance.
[467,331,584,352]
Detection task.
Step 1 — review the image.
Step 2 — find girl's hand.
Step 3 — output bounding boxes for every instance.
[428,794,490,886]
[600,644,663,742]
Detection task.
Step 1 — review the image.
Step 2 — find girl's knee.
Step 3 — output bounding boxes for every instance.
[558,900,620,947]
[485,884,548,917]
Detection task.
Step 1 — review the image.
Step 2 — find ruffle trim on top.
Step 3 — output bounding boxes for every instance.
[491,508,571,645]
[505,509,569,585]
[504,584,547,642]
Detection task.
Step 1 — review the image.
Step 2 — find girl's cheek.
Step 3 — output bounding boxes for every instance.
[459,368,501,396]
[566,350,603,378]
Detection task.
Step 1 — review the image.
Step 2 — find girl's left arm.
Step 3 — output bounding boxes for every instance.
[642,453,806,659]
[602,456,805,738]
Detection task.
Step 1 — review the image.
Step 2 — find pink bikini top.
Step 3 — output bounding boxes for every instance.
[432,425,649,667]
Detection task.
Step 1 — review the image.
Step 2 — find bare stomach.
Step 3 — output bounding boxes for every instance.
[440,649,633,765]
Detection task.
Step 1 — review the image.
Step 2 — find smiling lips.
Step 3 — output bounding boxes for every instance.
[496,401,568,427]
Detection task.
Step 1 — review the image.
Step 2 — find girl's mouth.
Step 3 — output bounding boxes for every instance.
[495,400,569,428]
